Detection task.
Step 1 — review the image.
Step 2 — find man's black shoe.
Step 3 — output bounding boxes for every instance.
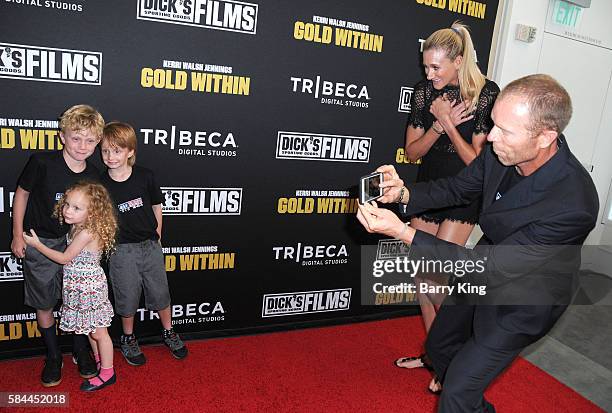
[73,349,97,378]
[41,356,63,387]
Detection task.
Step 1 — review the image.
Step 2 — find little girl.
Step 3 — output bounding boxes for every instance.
[24,181,118,392]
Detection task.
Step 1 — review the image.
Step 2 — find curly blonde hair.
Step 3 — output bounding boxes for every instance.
[59,104,105,138]
[53,181,118,256]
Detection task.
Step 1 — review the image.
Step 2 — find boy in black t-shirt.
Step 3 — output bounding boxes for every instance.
[100,122,187,365]
[11,104,103,387]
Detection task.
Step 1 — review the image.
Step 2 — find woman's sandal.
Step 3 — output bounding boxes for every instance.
[428,375,442,395]
[394,353,434,371]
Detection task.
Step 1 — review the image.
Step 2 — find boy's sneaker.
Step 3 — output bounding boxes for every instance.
[162,328,188,359]
[120,334,146,366]
[72,349,97,378]
[41,356,63,387]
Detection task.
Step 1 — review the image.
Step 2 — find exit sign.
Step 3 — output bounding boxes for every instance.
[552,0,583,28]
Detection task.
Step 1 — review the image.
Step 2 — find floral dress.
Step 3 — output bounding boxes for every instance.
[60,237,114,335]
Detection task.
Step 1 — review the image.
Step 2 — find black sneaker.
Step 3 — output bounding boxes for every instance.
[120,334,146,366]
[162,328,188,359]
[72,348,97,378]
[41,356,63,387]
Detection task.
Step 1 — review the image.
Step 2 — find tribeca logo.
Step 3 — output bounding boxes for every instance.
[161,187,242,215]
[398,87,413,113]
[261,288,351,317]
[137,0,258,35]
[290,75,370,108]
[273,243,348,266]
[136,301,226,323]
[141,126,237,158]
[0,42,102,85]
[276,131,370,163]
[0,252,23,282]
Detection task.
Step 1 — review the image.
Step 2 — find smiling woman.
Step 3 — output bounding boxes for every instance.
[397,21,499,390]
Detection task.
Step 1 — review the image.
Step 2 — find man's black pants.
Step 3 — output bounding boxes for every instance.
[426,304,522,413]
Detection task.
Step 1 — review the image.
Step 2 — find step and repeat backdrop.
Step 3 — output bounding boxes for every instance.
[0,0,498,358]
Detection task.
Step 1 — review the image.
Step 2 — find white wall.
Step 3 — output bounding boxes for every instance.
[489,0,612,255]
[490,0,550,83]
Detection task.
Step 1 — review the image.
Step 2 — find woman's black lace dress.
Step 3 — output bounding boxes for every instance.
[408,78,499,224]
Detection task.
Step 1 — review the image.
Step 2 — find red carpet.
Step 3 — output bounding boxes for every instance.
[0,317,603,412]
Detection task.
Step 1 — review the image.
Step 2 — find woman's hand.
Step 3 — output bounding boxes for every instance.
[430,94,473,129]
[22,229,41,248]
[357,201,413,241]
[429,95,453,124]
[449,99,473,127]
[375,165,406,204]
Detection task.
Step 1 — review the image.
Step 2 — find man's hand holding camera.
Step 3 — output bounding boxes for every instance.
[356,165,415,243]
[375,165,408,204]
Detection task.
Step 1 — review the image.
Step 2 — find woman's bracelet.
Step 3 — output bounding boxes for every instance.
[432,121,444,134]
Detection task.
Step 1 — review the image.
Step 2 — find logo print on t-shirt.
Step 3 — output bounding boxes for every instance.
[118,198,144,213]
[495,192,502,201]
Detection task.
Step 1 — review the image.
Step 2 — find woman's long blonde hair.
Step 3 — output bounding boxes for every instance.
[54,181,118,257]
[423,21,485,112]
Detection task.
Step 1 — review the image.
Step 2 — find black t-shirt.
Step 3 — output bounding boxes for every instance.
[495,167,525,202]
[100,165,163,244]
[18,151,100,238]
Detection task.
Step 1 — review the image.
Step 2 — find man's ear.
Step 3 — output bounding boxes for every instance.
[537,129,558,149]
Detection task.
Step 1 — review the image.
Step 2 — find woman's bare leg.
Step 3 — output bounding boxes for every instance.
[395,217,439,369]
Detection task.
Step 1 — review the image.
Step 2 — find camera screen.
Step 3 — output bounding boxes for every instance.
[366,175,381,197]
[359,172,383,204]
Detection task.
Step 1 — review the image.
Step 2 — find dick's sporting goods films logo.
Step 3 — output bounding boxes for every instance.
[0,43,101,85]
[161,187,242,215]
[276,131,370,163]
[262,288,351,317]
[273,243,348,266]
[0,252,23,282]
[290,75,370,108]
[398,87,413,113]
[376,239,410,260]
[137,0,258,35]
[141,126,238,158]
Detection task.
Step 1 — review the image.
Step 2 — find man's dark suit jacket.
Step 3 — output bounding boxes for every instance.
[402,136,599,350]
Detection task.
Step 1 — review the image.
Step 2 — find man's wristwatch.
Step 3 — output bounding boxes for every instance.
[398,186,406,204]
